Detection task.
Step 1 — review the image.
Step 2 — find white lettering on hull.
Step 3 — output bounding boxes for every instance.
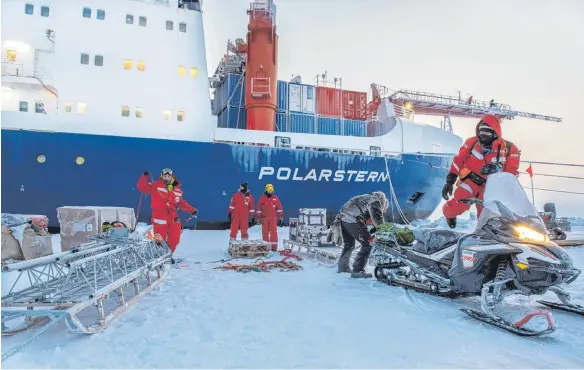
[258,167,389,182]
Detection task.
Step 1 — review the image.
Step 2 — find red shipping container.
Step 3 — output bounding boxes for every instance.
[316,86,342,117]
[342,90,367,120]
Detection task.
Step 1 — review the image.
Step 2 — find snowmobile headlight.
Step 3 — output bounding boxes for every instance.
[513,225,547,242]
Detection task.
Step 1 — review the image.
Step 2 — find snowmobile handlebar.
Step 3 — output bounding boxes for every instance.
[457,198,484,207]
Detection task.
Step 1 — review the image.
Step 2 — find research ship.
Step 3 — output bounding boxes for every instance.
[1,0,559,229]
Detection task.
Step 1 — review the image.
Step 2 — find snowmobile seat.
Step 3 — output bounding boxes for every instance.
[412,228,465,255]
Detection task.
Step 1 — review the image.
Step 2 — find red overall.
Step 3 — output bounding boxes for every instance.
[137,175,196,253]
[443,116,521,219]
[256,193,283,251]
[228,191,255,239]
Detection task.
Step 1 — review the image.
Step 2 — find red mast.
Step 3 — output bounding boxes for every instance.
[244,0,278,131]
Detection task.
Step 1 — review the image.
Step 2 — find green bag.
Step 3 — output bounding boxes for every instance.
[376,222,415,246]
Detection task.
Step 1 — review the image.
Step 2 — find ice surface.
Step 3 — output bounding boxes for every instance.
[2,227,584,369]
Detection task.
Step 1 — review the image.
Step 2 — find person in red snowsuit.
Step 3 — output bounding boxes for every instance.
[137,169,197,262]
[256,183,284,251]
[442,114,521,228]
[228,182,255,240]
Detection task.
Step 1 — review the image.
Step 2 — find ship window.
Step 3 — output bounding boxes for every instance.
[95,55,103,66]
[190,67,198,78]
[135,107,144,118]
[7,49,16,62]
[121,106,130,117]
[177,111,185,121]
[82,7,91,18]
[63,102,72,112]
[137,60,145,71]
[25,3,34,15]
[166,21,173,30]
[179,22,187,32]
[35,102,46,113]
[139,16,147,26]
[80,53,89,65]
[163,110,171,120]
[37,154,46,163]
[41,6,49,17]
[177,65,186,76]
[19,101,28,112]
[97,9,105,20]
[77,102,86,114]
[123,59,133,69]
[126,14,134,24]
[76,156,85,165]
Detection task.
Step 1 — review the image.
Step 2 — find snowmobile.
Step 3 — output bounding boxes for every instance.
[373,172,582,336]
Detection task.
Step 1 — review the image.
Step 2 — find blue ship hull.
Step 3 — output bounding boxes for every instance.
[1,129,451,229]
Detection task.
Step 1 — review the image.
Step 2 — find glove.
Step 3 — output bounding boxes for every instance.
[143,170,150,176]
[480,163,500,175]
[442,172,457,200]
[191,210,198,217]
[368,236,377,243]
[227,213,232,222]
[369,226,377,234]
[278,219,284,227]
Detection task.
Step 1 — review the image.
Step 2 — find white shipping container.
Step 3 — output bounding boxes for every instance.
[288,84,302,112]
[301,85,316,114]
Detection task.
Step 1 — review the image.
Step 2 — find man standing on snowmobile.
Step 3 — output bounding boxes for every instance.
[328,191,389,278]
[442,114,521,228]
[228,182,255,240]
[256,183,284,251]
[137,169,197,264]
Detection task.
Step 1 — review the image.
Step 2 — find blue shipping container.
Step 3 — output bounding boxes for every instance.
[277,80,288,112]
[217,106,246,129]
[275,112,287,132]
[317,116,341,135]
[214,74,245,115]
[289,112,315,134]
[343,119,367,137]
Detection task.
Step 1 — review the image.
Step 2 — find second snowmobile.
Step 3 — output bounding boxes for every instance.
[373,172,582,336]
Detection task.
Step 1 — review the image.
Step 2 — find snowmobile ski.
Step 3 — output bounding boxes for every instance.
[536,300,584,316]
[460,308,556,337]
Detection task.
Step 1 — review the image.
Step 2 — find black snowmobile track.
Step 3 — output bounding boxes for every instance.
[460,309,556,337]
[537,300,584,316]
[374,262,461,299]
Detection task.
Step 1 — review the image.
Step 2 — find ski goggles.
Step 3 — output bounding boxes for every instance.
[161,168,173,176]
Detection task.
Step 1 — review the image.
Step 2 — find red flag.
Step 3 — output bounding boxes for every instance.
[526,164,533,178]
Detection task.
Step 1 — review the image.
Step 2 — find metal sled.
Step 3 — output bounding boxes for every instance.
[283,239,340,267]
[1,226,170,361]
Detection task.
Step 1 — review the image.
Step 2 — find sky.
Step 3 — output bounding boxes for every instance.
[201,0,584,216]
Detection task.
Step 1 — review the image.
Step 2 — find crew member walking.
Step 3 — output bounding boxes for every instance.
[256,184,284,251]
[137,168,197,263]
[228,182,255,240]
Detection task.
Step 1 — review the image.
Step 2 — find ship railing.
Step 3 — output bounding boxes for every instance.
[391,89,512,112]
[1,60,25,76]
[250,0,276,21]
[213,139,456,160]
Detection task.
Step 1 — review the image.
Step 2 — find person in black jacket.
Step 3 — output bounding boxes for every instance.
[328,191,388,278]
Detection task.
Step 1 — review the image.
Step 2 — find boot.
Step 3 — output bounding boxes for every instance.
[351,270,373,279]
[446,217,457,229]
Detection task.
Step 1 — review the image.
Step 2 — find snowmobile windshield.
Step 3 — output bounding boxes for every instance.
[475,172,549,243]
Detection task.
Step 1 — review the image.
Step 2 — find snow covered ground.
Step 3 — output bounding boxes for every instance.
[2,226,584,369]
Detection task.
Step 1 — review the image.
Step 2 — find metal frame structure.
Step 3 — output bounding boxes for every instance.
[1,227,171,361]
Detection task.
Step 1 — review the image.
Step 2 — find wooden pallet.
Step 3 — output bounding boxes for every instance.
[228,239,270,258]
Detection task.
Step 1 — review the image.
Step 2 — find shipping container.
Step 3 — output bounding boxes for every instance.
[277,80,289,112]
[288,83,316,114]
[214,73,246,115]
[288,112,315,134]
[342,90,367,120]
[343,119,367,137]
[217,106,246,129]
[275,111,288,131]
[316,86,342,117]
[316,116,341,135]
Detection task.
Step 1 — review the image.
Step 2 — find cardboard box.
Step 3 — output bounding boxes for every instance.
[57,206,136,252]
[21,226,53,260]
[1,226,25,261]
